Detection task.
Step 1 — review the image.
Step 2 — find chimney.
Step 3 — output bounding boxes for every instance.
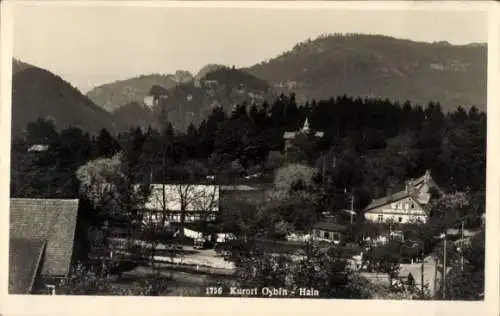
[405,180,413,194]
[386,187,393,203]
[424,170,431,182]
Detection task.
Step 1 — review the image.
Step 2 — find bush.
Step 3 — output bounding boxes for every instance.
[58,263,170,296]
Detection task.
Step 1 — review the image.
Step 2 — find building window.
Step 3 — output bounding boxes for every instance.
[411,202,415,209]
[398,217,403,223]
[315,230,320,238]
[333,233,340,241]
[378,215,383,222]
[324,231,330,239]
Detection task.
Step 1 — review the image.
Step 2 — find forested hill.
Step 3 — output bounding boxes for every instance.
[108,67,276,132]
[11,59,121,139]
[245,33,487,112]
[86,72,189,112]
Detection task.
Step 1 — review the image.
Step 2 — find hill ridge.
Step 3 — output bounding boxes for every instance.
[11,59,122,139]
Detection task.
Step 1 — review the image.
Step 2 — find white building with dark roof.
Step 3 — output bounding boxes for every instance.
[363,170,443,224]
[138,184,219,224]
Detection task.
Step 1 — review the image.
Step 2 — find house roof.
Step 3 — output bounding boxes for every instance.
[364,170,442,212]
[312,222,347,232]
[220,185,257,191]
[9,238,46,294]
[409,170,445,195]
[283,132,297,139]
[364,190,412,211]
[140,184,219,212]
[27,144,49,152]
[9,198,79,277]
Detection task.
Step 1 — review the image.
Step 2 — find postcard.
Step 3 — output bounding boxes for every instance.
[1,1,498,316]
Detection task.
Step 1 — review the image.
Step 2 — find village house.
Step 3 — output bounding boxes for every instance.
[9,198,80,295]
[311,222,347,245]
[139,184,220,225]
[364,170,443,224]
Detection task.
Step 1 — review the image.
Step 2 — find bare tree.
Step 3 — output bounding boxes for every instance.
[139,195,174,278]
[147,184,219,238]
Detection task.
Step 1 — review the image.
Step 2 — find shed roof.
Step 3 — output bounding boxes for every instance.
[220,185,257,191]
[9,198,79,277]
[312,222,347,232]
[8,238,46,294]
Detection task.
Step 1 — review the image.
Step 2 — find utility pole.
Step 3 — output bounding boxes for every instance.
[460,220,464,272]
[421,243,424,294]
[433,255,438,299]
[350,193,354,224]
[442,232,447,299]
[322,154,326,192]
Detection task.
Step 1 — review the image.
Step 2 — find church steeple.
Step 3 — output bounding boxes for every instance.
[302,117,310,133]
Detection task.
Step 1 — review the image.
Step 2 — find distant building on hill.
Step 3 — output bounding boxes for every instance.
[143,95,155,107]
[363,170,443,224]
[283,117,324,154]
[27,144,49,152]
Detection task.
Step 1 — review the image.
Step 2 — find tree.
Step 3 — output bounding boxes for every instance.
[76,152,127,219]
[274,163,318,192]
[219,191,260,237]
[11,126,92,199]
[439,229,485,300]
[199,105,227,157]
[25,117,59,145]
[95,128,120,158]
[258,188,318,234]
[139,197,176,278]
[264,150,285,171]
[75,151,151,241]
[363,240,401,280]
[232,241,370,298]
[428,191,471,232]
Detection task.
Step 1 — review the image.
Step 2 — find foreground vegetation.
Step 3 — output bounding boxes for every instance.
[11,92,485,299]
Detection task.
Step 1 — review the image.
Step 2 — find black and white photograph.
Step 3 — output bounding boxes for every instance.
[2,1,498,312]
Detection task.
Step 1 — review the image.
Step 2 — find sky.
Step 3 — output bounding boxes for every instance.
[12,2,489,94]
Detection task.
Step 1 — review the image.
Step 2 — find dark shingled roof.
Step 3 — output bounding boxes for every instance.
[9,238,46,294]
[312,222,347,232]
[364,190,411,211]
[9,198,79,277]
[364,170,443,212]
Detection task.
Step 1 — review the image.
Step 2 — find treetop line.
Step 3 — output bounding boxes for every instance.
[9,90,485,299]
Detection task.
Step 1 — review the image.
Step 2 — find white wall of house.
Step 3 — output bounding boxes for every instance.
[364,197,428,224]
[141,211,216,225]
[312,228,342,243]
[138,184,219,225]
